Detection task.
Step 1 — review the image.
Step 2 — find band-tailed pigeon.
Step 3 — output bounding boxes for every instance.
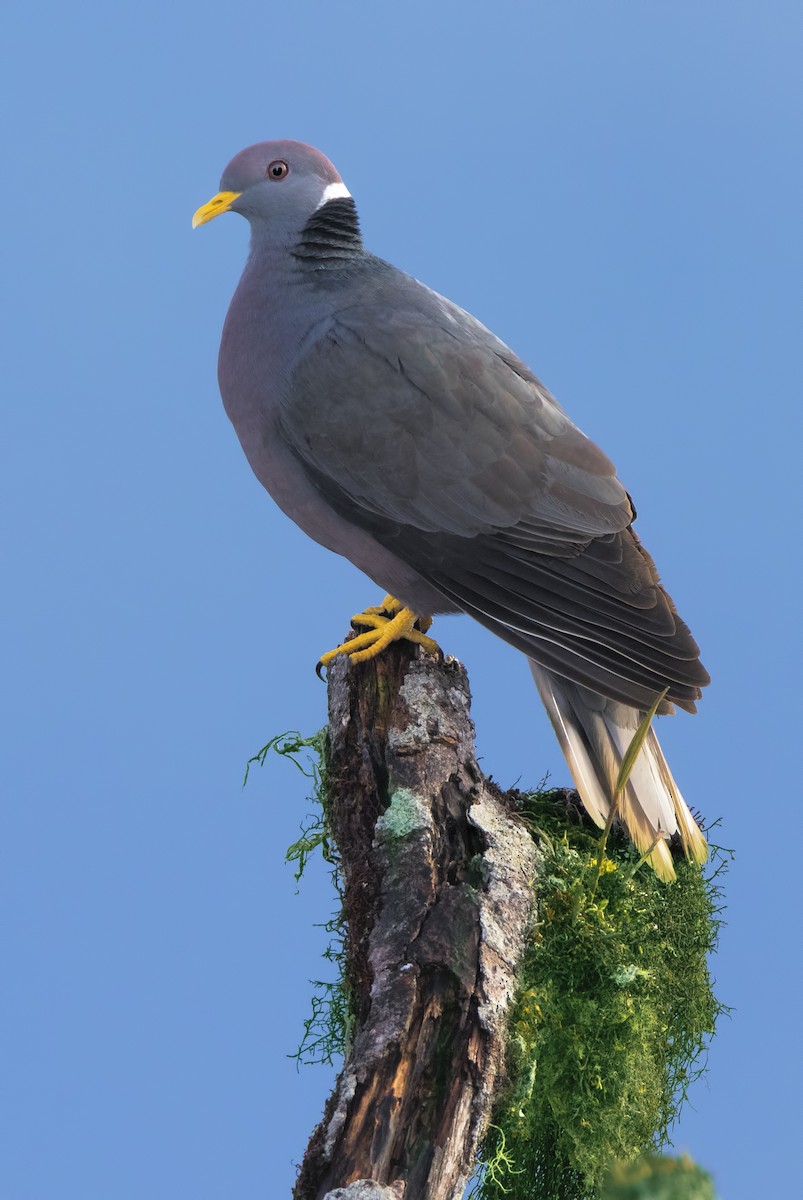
[193,140,709,880]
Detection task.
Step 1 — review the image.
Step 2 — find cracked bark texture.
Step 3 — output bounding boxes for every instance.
[293,645,541,1200]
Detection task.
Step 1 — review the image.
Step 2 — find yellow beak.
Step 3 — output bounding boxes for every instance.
[192,190,242,229]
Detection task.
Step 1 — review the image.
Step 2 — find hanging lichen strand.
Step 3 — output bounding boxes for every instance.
[472,790,727,1200]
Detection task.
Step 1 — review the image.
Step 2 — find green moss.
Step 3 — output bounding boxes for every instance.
[601,1153,716,1199]
[244,729,333,882]
[473,791,728,1200]
[244,730,350,1067]
[248,735,726,1195]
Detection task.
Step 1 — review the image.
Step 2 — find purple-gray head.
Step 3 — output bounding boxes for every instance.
[192,140,350,238]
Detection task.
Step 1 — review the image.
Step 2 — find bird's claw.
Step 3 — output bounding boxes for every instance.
[315,596,439,677]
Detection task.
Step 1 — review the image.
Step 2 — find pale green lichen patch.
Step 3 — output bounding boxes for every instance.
[375,786,430,840]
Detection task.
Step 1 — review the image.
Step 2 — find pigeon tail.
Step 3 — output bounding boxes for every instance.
[529,661,707,882]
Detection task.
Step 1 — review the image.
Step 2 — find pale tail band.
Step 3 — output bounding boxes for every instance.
[529,660,707,882]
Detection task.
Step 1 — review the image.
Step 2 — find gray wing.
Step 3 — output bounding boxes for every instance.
[287,291,631,543]
[282,278,708,711]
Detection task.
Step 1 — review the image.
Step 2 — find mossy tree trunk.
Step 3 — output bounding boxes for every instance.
[293,646,540,1200]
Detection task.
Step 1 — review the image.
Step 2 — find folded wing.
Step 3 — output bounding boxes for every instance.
[281,279,709,712]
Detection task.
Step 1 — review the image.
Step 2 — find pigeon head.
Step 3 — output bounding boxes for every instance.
[192,140,352,242]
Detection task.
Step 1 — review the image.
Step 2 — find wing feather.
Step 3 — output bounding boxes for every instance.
[281,269,708,710]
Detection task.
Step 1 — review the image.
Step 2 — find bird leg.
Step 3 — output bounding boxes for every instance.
[316,595,441,677]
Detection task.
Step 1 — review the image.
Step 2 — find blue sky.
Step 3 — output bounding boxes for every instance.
[2,2,800,1196]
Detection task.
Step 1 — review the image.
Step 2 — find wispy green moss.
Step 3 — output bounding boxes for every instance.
[244,730,350,1066]
[473,791,728,1200]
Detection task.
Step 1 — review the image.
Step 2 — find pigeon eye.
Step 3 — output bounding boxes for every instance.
[267,160,289,180]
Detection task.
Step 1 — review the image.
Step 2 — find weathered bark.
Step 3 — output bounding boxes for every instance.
[293,645,541,1200]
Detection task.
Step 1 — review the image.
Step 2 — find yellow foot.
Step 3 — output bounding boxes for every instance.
[316,595,441,678]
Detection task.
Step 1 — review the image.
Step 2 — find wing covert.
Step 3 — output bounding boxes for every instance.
[279,283,706,711]
[282,296,632,548]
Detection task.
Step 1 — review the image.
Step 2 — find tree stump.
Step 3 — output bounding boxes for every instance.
[293,645,540,1200]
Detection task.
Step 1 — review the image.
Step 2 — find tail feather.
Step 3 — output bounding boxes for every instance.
[529,660,707,881]
[650,737,709,866]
